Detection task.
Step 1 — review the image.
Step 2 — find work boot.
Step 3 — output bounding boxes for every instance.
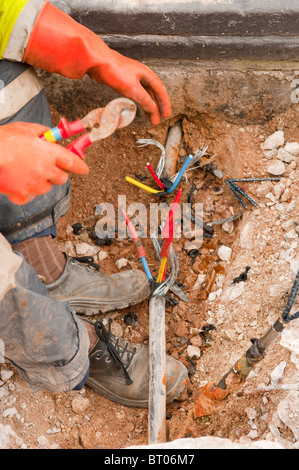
[47,256,151,315]
[86,319,189,408]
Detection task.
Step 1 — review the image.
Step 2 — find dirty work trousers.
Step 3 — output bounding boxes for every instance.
[0,60,90,392]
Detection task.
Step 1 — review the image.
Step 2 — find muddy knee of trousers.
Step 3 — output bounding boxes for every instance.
[0,237,90,392]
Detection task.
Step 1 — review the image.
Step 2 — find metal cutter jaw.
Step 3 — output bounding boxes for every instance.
[81,97,137,143]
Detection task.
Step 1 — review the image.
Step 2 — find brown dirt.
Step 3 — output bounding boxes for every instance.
[1,103,298,449]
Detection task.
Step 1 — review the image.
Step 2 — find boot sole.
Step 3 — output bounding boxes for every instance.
[64,295,149,315]
[86,374,187,408]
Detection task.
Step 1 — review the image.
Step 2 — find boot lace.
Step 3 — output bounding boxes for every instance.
[94,318,137,385]
[71,256,100,271]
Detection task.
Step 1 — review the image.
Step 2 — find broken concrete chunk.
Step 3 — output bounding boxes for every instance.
[277,148,296,163]
[75,242,99,257]
[261,131,285,151]
[263,149,277,160]
[281,188,292,203]
[3,407,18,418]
[277,392,299,441]
[273,182,286,199]
[285,142,299,156]
[267,161,286,176]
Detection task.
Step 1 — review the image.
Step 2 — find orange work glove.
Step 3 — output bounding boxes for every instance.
[23,1,171,125]
[0,122,89,205]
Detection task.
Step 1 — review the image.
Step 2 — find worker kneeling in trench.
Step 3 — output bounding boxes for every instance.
[0,0,188,407]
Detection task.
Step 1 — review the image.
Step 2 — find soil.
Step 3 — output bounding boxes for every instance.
[1,103,298,450]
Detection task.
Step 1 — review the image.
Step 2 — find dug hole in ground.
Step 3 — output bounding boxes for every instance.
[1,61,299,450]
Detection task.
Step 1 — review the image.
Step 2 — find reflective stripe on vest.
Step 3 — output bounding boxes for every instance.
[0,66,43,121]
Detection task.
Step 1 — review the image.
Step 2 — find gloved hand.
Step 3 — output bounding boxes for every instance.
[0,122,89,205]
[23,1,171,125]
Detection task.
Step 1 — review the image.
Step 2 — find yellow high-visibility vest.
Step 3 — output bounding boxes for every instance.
[0,0,30,59]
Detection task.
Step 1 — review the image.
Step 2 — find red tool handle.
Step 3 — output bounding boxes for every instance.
[58,117,85,138]
[66,134,92,159]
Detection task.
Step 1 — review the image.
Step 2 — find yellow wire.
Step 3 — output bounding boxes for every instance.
[156,257,167,283]
[125,176,163,195]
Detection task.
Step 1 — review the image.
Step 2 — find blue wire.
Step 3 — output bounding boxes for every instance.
[166,154,194,194]
[141,257,153,280]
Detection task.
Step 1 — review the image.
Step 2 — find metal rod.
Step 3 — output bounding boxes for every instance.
[161,120,183,180]
[148,295,167,444]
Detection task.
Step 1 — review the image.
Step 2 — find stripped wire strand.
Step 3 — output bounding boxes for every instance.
[169,145,209,183]
[136,139,165,178]
[151,233,179,297]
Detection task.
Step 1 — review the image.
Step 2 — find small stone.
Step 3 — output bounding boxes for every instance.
[3,407,18,418]
[218,245,232,261]
[190,336,203,348]
[222,221,234,233]
[37,435,50,448]
[265,192,277,203]
[273,182,285,199]
[62,241,76,257]
[239,222,254,250]
[284,230,298,240]
[208,291,216,302]
[193,274,206,290]
[281,188,292,202]
[0,386,9,400]
[247,430,258,440]
[256,182,273,198]
[97,251,108,261]
[245,407,257,420]
[47,427,60,434]
[290,258,299,276]
[186,345,201,360]
[285,141,299,155]
[0,370,13,382]
[115,258,128,269]
[75,242,99,257]
[71,397,90,414]
[229,282,245,301]
[267,161,286,176]
[270,361,287,386]
[277,148,296,163]
[263,149,278,160]
[261,131,284,151]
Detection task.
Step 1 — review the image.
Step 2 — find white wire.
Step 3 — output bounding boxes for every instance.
[136,139,166,178]
[169,144,209,183]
